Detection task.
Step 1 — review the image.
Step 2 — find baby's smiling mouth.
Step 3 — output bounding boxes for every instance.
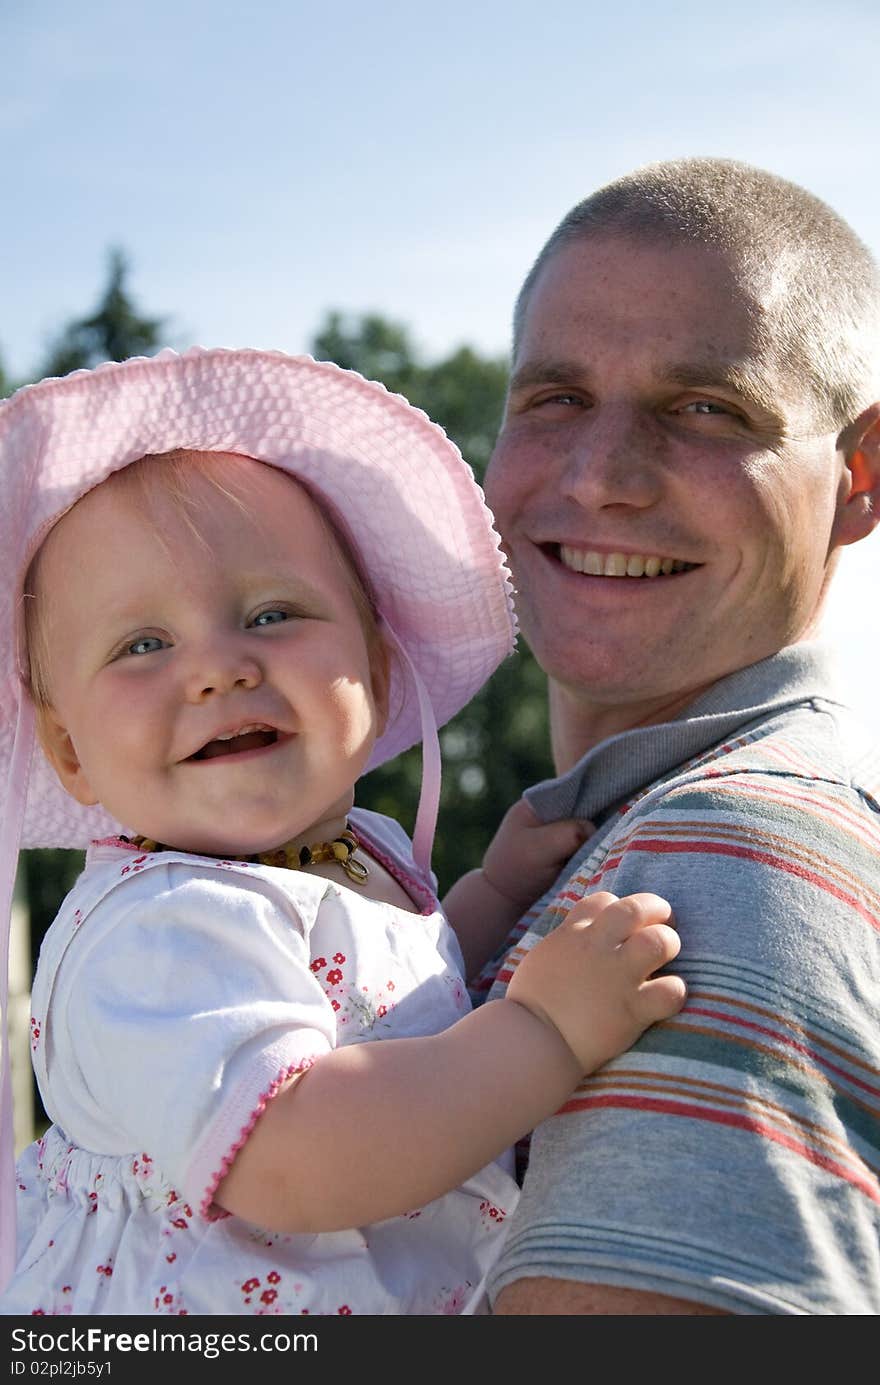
[191,725,279,761]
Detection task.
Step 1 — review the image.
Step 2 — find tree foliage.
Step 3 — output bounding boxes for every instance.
[40,248,167,379]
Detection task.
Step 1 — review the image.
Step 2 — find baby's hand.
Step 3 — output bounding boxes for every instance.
[506,891,686,1074]
[482,799,593,909]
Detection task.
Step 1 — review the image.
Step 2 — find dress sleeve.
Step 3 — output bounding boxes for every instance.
[486,775,880,1314]
[47,862,337,1218]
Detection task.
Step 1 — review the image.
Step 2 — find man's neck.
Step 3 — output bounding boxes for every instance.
[548,679,716,774]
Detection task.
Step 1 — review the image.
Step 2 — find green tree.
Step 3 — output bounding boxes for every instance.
[39,248,166,378]
[312,311,553,896]
[0,346,25,400]
[313,313,419,396]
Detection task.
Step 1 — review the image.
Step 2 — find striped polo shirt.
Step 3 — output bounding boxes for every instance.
[476,643,880,1314]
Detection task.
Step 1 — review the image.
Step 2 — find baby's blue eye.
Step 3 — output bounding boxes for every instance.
[252,609,289,627]
[127,636,167,656]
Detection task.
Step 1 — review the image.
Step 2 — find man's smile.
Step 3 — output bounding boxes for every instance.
[554,544,701,578]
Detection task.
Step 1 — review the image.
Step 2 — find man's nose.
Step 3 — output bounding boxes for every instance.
[560,404,664,510]
[183,646,263,703]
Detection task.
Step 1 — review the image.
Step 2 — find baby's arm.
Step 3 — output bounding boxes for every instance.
[216,890,685,1232]
[443,798,592,979]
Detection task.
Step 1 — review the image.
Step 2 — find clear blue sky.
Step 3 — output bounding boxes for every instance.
[3,0,879,719]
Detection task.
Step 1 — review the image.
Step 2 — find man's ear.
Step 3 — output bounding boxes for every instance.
[833,402,880,548]
[36,707,99,807]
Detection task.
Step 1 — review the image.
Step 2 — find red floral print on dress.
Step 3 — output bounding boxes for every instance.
[120,855,149,878]
[131,1152,154,1179]
[479,1198,507,1228]
[325,973,398,1033]
[240,1273,282,1309]
[153,1284,186,1314]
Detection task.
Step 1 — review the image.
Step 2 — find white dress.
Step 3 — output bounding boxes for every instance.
[1,810,518,1316]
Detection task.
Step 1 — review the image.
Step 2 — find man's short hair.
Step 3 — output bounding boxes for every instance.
[513,157,880,429]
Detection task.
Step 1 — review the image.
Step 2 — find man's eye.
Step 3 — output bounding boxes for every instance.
[527,391,589,413]
[681,400,730,415]
[251,609,290,627]
[540,392,585,407]
[126,635,167,656]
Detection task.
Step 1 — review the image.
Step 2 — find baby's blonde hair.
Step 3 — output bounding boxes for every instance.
[23,450,386,711]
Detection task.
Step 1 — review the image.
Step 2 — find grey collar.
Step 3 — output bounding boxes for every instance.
[525,643,846,825]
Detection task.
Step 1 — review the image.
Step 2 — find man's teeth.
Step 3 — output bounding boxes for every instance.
[559,547,692,577]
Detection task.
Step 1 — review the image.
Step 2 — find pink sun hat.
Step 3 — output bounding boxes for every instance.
[0,346,517,1286]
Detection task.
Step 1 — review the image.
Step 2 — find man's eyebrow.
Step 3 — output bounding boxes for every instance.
[507,360,589,393]
[660,362,780,416]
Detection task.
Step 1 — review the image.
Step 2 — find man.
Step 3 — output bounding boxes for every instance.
[475,158,880,1314]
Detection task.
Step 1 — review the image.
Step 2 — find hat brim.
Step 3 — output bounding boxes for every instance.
[0,347,516,849]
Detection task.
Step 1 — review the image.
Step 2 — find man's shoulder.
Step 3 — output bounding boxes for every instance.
[632,697,880,822]
[593,700,880,914]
